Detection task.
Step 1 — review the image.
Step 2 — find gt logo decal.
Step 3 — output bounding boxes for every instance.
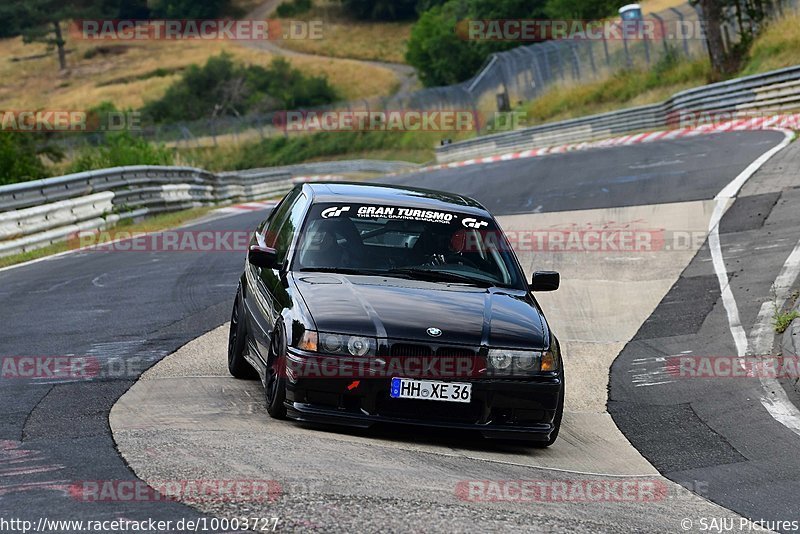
[462,217,488,229]
[321,206,351,218]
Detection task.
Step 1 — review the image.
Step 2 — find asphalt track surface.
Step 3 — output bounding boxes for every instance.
[380,131,784,214]
[608,140,800,528]
[0,129,795,531]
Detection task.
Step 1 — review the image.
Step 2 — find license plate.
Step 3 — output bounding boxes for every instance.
[390,377,472,403]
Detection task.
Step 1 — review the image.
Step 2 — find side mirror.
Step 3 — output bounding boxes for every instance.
[530,271,560,292]
[248,245,279,269]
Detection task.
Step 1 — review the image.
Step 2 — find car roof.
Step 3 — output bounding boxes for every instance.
[302,182,490,215]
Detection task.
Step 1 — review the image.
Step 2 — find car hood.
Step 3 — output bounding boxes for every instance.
[293,274,546,349]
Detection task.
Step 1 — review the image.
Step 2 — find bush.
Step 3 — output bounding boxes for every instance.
[68,132,173,173]
[0,133,51,185]
[141,54,337,123]
[276,0,313,17]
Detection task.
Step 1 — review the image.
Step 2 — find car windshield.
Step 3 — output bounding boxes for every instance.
[291,202,526,289]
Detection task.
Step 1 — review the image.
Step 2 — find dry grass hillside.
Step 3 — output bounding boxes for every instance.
[0,32,399,111]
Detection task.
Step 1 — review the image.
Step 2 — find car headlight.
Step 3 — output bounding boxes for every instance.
[309,332,376,357]
[486,349,558,374]
[488,350,514,371]
[321,333,343,353]
[347,336,372,357]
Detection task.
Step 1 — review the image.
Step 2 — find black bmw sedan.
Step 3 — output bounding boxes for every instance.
[228,182,565,446]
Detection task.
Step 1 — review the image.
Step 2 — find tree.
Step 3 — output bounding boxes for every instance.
[0,0,106,72]
[697,0,731,78]
[148,0,233,19]
[406,3,486,86]
[407,0,549,87]
[544,0,619,20]
[340,0,419,20]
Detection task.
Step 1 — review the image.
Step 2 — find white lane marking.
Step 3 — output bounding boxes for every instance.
[707,129,800,436]
[708,200,748,356]
[747,240,800,434]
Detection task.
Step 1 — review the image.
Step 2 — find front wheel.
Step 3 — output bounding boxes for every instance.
[227,288,257,379]
[265,324,287,419]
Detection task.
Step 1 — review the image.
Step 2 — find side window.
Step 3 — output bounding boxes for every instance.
[263,188,300,248]
[274,193,309,264]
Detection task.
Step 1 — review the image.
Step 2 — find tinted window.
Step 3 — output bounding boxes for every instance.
[263,188,301,248]
[293,203,525,289]
[274,192,309,264]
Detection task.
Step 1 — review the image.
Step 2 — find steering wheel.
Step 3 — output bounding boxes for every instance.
[442,253,481,269]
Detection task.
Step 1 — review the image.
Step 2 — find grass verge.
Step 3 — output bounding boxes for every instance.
[271,0,412,64]
[774,310,800,334]
[0,206,217,270]
[521,55,710,123]
[518,10,800,126]
[180,130,448,170]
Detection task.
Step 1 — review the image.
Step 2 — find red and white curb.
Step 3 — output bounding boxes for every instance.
[395,113,800,175]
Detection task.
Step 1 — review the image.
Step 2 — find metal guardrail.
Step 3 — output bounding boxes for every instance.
[0,165,288,257]
[0,159,415,258]
[436,65,800,163]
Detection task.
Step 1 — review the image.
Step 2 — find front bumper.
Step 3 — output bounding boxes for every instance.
[284,349,563,442]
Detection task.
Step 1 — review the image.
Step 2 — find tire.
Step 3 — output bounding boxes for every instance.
[227,287,257,379]
[533,372,565,448]
[265,324,288,419]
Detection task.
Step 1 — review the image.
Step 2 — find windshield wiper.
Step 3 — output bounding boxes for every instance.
[386,267,493,287]
[298,267,495,287]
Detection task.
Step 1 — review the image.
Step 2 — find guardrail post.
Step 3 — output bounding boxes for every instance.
[721,24,731,54]
[669,7,690,57]
[585,40,597,77]
[550,42,565,81]
[601,33,610,67]
[650,13,669,56]
[569,42,581,80]
[539,45,552,84]
[622,30,632,68]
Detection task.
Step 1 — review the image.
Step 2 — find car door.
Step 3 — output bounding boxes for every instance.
[246,189,309,365]
[244,188,300,363]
